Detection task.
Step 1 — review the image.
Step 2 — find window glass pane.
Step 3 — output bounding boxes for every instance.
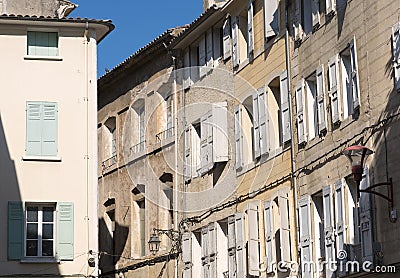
[27,206,38,222]
[27,223,38,239]
[43,207,54,222]
[26,240,38,256]
[42,240,54,256]
[42,224,54,239]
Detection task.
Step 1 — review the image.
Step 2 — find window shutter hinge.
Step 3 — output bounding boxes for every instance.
[84,155,89,159]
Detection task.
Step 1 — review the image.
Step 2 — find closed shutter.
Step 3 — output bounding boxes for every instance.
[26,102,42,155]
[253,91,261,159]
[280,71,291,143]
[264,0,279,39]
[264,201,275,273]
[258,87,269,156]
[311,0,320,27]
[184,126,192,181]
[322,185,335,278]
[294,0,303,41]
[183,48,191,89]
[57,202,74,261]
[392,22,400,91]
[248,0,254,55]
[350,39,360,109]
[223,17,232,60]
[202,227,210,278]
[295,80,306,144]
[42,102,58,156]
[328,55,340,124]
[279,190,291,263]
[248,202,260,276]
[183,232,193,278]
[190,46,199,83]
[232,16,240,67]
[299,196,312,278]
[334,179,347,276]
[206,29,214,72]
[8,201,24,260]
[200,115,209,175]
[326,0,336,14]
[359,167,373,263]
[212,102,228,163]
[235,213,246,278]
[234,106,243,170]
[316,65,327,133]
[228,216,237,278]
[199,34,207,79]
[208,223,217,278]
[206,112,214,171]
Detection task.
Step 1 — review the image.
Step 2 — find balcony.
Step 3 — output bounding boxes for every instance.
[156,127,175,146]
[101,154,117,174]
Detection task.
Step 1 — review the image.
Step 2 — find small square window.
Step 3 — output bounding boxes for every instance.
[27,31,59,57]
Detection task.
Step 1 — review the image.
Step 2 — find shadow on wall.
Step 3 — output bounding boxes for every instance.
[336,0,347,39]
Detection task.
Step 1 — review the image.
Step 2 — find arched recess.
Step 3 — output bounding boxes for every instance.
[131,99,145,150]
[104,116,116,160]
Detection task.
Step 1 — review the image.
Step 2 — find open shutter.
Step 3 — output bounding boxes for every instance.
[264,201,275,273]
[208,223,217,278]
[26,102,42,155]
[279,190,291,263]
[206,29,214,72]
[295,80,306,144]
[326,0,336,14]
[183,232,192,278]
[183,48,191,89]
[334,179,347,276]
[228,216,237,278]
[248,0,254,55]
[392,22,400,91]
[234,106,243,170]
[201,227,210,278]
[280,71,291,143]
[235,213,246,278]
[212,102,228,163]
[199,34,207,79]
[206,112,214,171]
[299,196,312,278]
[232,16,239,67]
[264,0,279,39]
[248,203,260,276]
[350,39,360,109]
[316,65,327,133]
[258,87,269,156]
[311,0,320,27]
[57,202,74,261]
[190,46,199,83]
[294,0,303,41]
[184,126,192,181]
[8,201,24,260]
[360,167,373,263]
[322,185,336,278]
[42,102,58,156]
[253,91,261,159]
[328,55,340,124]
[223,17,232,60]
[200,115,209,175]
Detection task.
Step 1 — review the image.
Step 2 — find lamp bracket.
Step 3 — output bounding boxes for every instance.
[360,178,394,209]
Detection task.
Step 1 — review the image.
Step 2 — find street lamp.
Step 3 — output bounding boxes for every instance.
[148,232,161,255]
[148,228,181,255]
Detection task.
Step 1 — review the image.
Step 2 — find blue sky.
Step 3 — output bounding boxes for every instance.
[71,1,203,77]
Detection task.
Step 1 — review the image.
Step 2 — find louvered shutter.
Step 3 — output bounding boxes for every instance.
[316,65,327,133]
[235,213,246,278]
[212,102,228,163]
[350,39,360,109]
[206,29,214,73]
[299,196,312,278]
[258,87,269,156]
[392,22,400,91]
[328,55,340,124]
[57,202,74,261]
[279,190,291,263]
[200,115,208,175]
[264,201,275,273]
[311,0,320,27]
[208,223,217,278]
[280,71,291,143]
[184,126,192,181]
[183,48,191,89]
[294,0,302,41]
[232,16,240,67]
[359,167,373,263]
[322,185,335,278]
[248,203,260,276]
[264,0,279,39]
[190,46,199,83]
[26,102,42,155]
[42,102,58,156]
[199,34,207,79]
[234,106,243,170]
[228,216,237,278]
[8,201,24,260]
[202,227,210,278]
[295,80,306,144]
[248,0,254,55]
[223,18,232,60]
[206,112,214,171]
[183,232,193,278]
[326,0,336,14]
[334,179,347,276]
[253,91,261,159]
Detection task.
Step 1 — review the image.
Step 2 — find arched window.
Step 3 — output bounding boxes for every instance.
[104,117,116,158]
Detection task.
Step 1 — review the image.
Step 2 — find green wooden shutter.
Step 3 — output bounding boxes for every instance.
[57,202,74,261]
[26,102,42,155]
[42,102,58,156]
[27,31,37,55]
[8,201,24,260]
[48,32,59,56]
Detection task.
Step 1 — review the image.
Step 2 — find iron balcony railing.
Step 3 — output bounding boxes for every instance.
[101,154,117,173]
[156,127,175,143]
[130,140,146,155]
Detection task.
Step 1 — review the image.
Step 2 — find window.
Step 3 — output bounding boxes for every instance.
[305,74,318,140]
[264,0,279,40]
[131,99,145,153]
[294,0,320,39]
[138,200,146,256]
[27,31,58,56]
[104,117,117,158]
[392,22,400,91]
[26,101,57,157]
[131,186,146,257]
[156,91,174,141]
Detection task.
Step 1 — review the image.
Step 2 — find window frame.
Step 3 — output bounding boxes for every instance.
[25,31,62,60]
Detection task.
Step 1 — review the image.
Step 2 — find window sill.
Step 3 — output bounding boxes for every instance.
[22,156,62,162]
[24,55,63,61]
[20,257,59,264]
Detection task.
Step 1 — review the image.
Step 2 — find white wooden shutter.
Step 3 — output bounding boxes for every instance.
[326,0,336,14]
[253,91,261,159]
[201,227,210,278]
[200,115,209,175]
[248,202,260,276]
[184,126,192,181]
[183,48,191,90]
[223,17,232,60]
[359,167,373,263]
[206,112,214,171]
[248,0,254,55]
[264,0,279,39]
[213,28,221,67]
[299,195,312,278]
[392,22,400,91]
[311,0,320,27]
[316,65,327,133]
[263,201,275,273]
[206,29,214,73]
[208,223,217,278]
[295,80,306,144]
[334,179,347,276]
[199,34,207,79]
[190,46,199,83]
[258,87,269,156]
[328,55,340,124]
[212,102,228,163]
[183,232,193,278]
[294,0,303,41]
[232,16,240,67]
[280,71,291,143]
[234,106,243,170]
[322,185,335,278]
[235,213,246,278]
[279,190,291,263]
[228,216,237,278]
[350,38,360,109]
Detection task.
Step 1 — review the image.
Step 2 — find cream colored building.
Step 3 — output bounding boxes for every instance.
[0,4,113,277]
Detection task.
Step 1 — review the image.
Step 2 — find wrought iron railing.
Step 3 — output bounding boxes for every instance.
[130,140,146,154]
[156,127,174,143]
[101,155,117,173]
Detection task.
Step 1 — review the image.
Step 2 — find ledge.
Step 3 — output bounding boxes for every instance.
[24,55,63,61]
[22,156,62,162]
[20,257,60,264]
